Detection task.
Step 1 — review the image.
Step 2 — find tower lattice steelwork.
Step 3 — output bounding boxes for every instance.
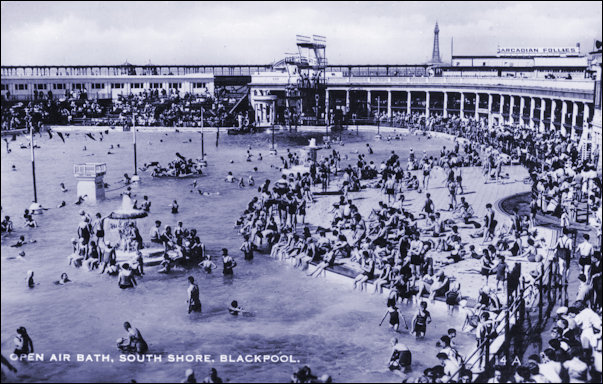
[431,22,442,64]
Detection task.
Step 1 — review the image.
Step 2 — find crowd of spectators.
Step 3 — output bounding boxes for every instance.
[1,87,241,131]
[234,111,600,382]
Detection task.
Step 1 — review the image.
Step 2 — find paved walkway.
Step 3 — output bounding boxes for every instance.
[305,164,552,304]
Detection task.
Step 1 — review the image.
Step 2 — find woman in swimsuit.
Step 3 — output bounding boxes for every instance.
[222,249,236,276]
[412,301,432,339]
[353,252,375,292]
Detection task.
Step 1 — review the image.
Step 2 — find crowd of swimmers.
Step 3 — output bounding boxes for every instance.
[140,152,204,177]
[2,108,601,383]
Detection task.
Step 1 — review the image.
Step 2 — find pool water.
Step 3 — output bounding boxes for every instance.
[1,129,473,383]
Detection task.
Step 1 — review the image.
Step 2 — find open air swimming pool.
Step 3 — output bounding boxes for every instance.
[1,129,474,382]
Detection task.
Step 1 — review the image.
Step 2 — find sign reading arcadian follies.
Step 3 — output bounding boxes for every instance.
[496,46,581,56]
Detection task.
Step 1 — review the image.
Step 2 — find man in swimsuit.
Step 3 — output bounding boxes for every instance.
[240,235,255,261]
[117,322,148,354]
[118,263,137,289]
[389,337,412,374]
[150,220,162,244]
[187,276,202,314]
[13,327,34,357]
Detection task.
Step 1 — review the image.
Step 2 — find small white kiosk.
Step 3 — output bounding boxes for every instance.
[73,163,107,204]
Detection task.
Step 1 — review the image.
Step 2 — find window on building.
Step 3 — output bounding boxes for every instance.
[151,83,162,89]
[92,83,104,89]
[35,84,47,90]
[72,83,83,90]
[0,84,7,91]
[112,83,124,89]
[194,82,206,88]
[16,84,28,90]
[53,84,66,90]
[169,83,181,89]
[131,83,142,89]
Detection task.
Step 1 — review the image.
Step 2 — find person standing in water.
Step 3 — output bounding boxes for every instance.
[412,301,432,339]
[388,337,412,374]
[240,235,255,261]
[13,327,34,357]
[222,249,236,276]
[187,276,202,314]
[170,200,179,214]
[26,270,35,288]
[182,368,196,383]
[117,322,148,354]
[203,368,223,383]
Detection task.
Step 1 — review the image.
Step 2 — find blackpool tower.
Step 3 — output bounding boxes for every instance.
[431,21,442,64]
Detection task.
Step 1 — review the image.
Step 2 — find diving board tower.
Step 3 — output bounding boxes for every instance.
[295,35,327,125]
[74,163,107,204]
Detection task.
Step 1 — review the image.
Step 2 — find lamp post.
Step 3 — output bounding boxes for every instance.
[200,107,205,162]
[29,117,38,204]
[376,96,381,139]
[132,115,139,182]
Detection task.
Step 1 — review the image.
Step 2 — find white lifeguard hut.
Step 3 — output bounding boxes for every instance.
[73,163,107,204]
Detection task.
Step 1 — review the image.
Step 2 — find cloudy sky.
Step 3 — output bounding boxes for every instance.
[1,1,601,66]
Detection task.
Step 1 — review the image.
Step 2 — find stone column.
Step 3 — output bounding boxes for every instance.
[387,90,392,118]
[406,91,411,115]
[519,96,525,126]
[346,90,350,114]
[539,99,546,132]
[325,89,330,124]
[561,100,567,136]
[367,90,372,116]
[509,95,515,124]
[487,93,493,128]
[571,102,578,138]
[475,93,480,120]
[425,91,430,117]
[529,97,535,129]
[499,94,504,125]
[584,103,591,123]
[443,92,448,118]
[460,92,465,118]
[550,99,557,131]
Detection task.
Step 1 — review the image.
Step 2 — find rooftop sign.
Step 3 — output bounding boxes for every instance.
[496,46,580,56]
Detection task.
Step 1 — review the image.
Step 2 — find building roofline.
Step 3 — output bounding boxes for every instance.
[452,55,585,59]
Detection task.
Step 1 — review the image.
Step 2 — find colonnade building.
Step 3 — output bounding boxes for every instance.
[1,32,600,167]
